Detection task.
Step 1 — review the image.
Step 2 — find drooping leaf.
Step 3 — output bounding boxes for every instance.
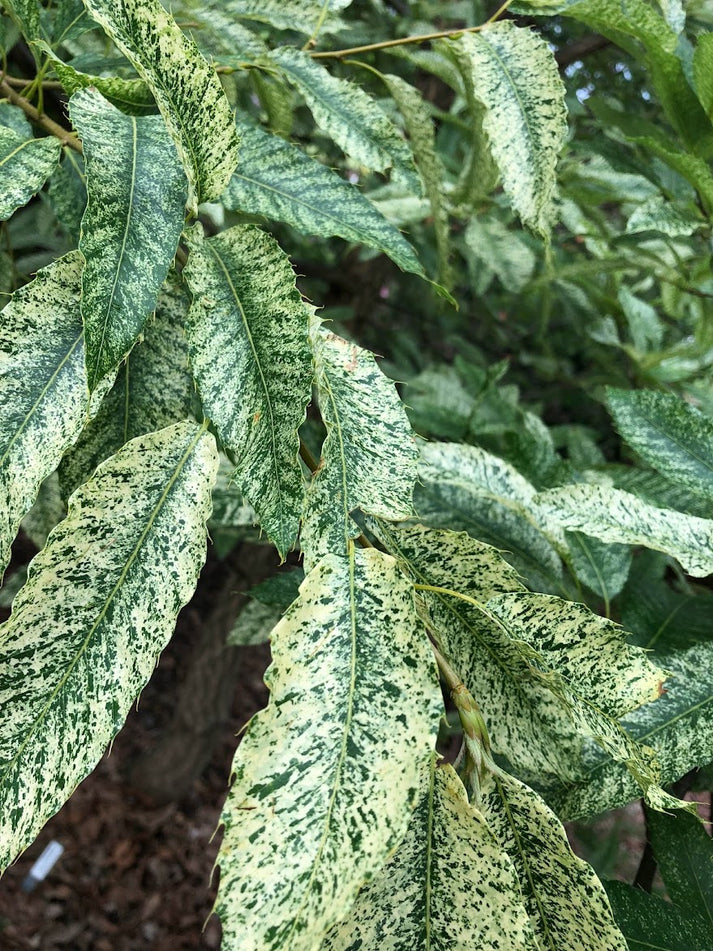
[535,484,713,577]
[42,46,156,115]
[215,546,442,951]
[0,421,219,870]
[415,441,567,594]
[450,22,567,236]
[82,0,240,205]
[59,272,196,498]
[0,253,89,578]
[0,126,60,221]
[693,33,713,120]
[605,880,712,951]
[322,760,539,951]
[301,319,418,569]
[184,225,312,559]
[69,89,187,389]
[480,769,628,950]
[607,388,713,502]
[269,48,419,189]
[646,805,713,929]
[222,118,424,276]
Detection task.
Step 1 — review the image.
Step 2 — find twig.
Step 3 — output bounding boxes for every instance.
[310,0,513,59]
[0,80,82,153]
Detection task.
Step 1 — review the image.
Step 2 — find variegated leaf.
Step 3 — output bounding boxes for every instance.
[1,0,40,38]
[59,272,195,497]
[535,484,713,577]
[416,441,567,594]
[162,0,269,64]
[215,547,442,951]
[302,319,418,569]
[0,253,89,578]
[450,23,567,236]
[0,125,61,221]
[82,0,240,205]
[322,760,538,951]
[42,46,156,116]
[0,421,219,869]
[200,0,348,35]
[565,531,632,606]
[270,48,419,189]
[69,89,187,390]
[184,225,312,559]
[480,770,627,950]
[223,118,424,276]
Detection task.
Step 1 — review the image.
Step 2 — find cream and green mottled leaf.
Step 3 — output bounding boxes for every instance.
[184,225,312,559]
[565,531,632,605]
[42,46,156,116]
[0,421,219,870]
[2,0,40,39]
[0,125,61,221]
[82,0,240,205]
[222,119,424,276]
[450,23,567,236]
[215,547,442,951]
[323,760,538,951]
[302,319,418,569]
[381,73,451,285]
[535,484,713,577]
[158,0,267,66]
[69,90,187,390]
[607,388,713,502]
[176,0,348,35]
[0,253,88,579]
[480,770,627,950]
[59,272,195,498]
[270,48,419,189]
[416,441,567,594]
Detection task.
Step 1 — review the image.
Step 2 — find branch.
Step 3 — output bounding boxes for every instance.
[310,0,513,59]
[554,34,611,68]
[0,79,82,153]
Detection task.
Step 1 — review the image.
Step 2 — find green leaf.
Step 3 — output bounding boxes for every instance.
[535,484,713,577]
[0,421,219,870]
[184,225,312,559]
[269,48,419,189]
[301,319,418,569]
[415,442,567,594]
[605,881,713,951]
[566,532,632,605]
[322,760,539,951]
[161,0,268,66]
[2,0,40,39]
[59,272,195,498]
[41,46,156,115]
[607,388,713,502]
[646,806,713,929]
[381,73,451,286]
[450,22,567,236]
[82,0,240,205]
[47,149,86,244]
[464,215,537,293]
[222,118,424,276]
[0,126,60,221]
[0,253,89,578]
[693,34,713,120]
[187,0,347,36]
[215,546,442,951]
[226,599,277,647]
[480,770,628,950]
[69,89,187,390]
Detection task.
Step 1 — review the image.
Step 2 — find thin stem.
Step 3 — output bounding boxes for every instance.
[302,0,332,51]
[310,0,513,59]
[0,80,83,153]
[1,74,63,90]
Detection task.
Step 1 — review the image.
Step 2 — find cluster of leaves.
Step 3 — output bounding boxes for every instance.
[1,0,713,948]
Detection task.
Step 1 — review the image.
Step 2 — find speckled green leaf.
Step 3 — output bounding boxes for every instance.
[200,0,348,35]
[535,484,713,577]
[450,23,567,236]
[42,47,156,116]
[381,74,450,285]
[322,760,538,951]
[69,90,186,390]
[184,225,312,559]
[2,0,39,39]
[82,0,240,205]
[302,318,418,570]
[566,532,632,605]
[222,119,424,276]
[215,547,442,951]
[150,0,267,66]
[0,421,219,870]
[607,388,713,502]
[270,48,419,189]
[59,272,195,497]
[0,253,89,579]
[415,442,566,594]
[0,126,60,221]
[480,770,627,950]
[694,33,713,119]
